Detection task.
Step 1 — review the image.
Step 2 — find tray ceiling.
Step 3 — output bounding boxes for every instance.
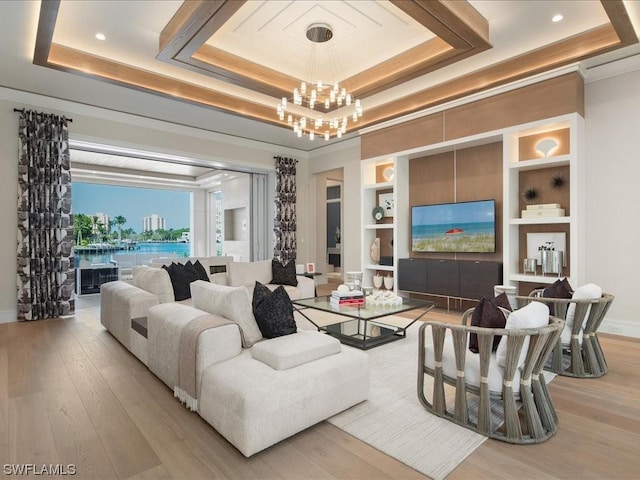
[30,0,640,142]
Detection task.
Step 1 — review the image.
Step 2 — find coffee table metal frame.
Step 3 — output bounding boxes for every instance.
[292,296,435,350]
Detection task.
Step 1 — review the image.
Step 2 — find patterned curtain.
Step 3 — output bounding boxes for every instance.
[273,156,298,263]
[16,110,75,321]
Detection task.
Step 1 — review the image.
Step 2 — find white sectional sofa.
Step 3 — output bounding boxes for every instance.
[99,259,369,456]
[100,257,314,360]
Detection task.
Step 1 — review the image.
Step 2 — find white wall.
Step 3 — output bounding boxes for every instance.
[220,175,251,261]
[0,87,308,322]
[585,68,640,336]
[191,190,207,257]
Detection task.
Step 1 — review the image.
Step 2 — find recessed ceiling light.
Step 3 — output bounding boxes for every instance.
[552,14,564,23]
[95,33,106,41]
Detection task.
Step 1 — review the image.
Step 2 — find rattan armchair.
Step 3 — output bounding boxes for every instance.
[516,290,615,378]
[417,307,563,444]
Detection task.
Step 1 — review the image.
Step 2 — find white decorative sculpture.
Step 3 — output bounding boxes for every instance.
[384,275,394,290]
[373,274,383,289]
[370,238,380,264]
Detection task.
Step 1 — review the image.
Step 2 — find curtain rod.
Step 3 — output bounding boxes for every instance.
[13,108,73,122]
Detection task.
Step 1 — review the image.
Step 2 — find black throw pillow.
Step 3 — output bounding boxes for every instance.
[271,259,298,286]
[185,260,209,282]
[162,262,192,301]
[543,277,573,298]
[252,281,297,339]
[542,277,573,315]
[469,293,511,353]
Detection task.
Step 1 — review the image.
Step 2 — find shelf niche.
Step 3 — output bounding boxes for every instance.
[518,128,570,161]
[518,165,570,215]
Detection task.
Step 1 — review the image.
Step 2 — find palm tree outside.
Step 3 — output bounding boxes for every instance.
[113,215,127,241]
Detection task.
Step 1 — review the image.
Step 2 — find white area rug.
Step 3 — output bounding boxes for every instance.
[294,310,558,479]
[323,320,485,480]
[294,310,485,479]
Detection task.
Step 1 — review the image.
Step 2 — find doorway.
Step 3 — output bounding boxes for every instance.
[326,181,342,283]
[313,168,344,287]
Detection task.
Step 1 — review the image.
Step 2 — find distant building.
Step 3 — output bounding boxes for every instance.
[180,231,191,242]
[94,212,110,233]
[143,214,165,232]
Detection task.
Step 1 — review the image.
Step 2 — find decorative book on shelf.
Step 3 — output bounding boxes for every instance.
[521,203,564,218]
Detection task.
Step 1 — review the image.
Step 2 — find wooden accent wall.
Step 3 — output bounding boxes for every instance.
[409,151,455,206]
[444,74,584,140]
[361,113,444,160]
[361,72,583,159]
[408,142,503,262]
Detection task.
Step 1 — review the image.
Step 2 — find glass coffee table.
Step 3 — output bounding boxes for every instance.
[292,296,435,350]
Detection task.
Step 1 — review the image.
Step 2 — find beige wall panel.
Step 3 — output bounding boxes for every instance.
[408,144,503,262]
[408,151,455,260]
[361,74,583,161]
[409,151,455,207]
[361,112,444,159]
[444,73,584,140]
[455,142,503,262]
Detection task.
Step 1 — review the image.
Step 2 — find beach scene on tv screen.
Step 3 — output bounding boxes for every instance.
[412,200,495,253]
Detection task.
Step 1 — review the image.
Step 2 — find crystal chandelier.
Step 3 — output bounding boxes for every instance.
[276,24,363,141]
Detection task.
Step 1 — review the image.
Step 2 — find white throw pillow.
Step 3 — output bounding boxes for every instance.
[190,280,263,348]
[496,301,549,368]
[565,283,602,328]
[132,265,174,303]
[227,260,272,287]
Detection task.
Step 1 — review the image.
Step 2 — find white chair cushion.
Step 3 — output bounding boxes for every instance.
[566,283,602,328]
[251,331,341,370]
[496,301,549,368]
[227,260,272,287]
[190,280,263,348]
[561,323,583,346]
[424,333,521,394]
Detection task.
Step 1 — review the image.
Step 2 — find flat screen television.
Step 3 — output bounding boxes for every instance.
[411,199,496,253]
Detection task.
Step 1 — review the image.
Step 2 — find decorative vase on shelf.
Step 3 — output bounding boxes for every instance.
[373,274,383,290]
[370,238,380,264]
[383,275,394,290]
[372,206,384,223]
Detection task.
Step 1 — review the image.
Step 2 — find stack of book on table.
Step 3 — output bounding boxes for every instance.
[330,290,364,307]
[521,203,565,218]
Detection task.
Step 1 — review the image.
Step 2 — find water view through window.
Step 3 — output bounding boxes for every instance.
[73,182,191,264]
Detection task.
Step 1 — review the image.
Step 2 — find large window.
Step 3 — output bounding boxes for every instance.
[73,182,191,264]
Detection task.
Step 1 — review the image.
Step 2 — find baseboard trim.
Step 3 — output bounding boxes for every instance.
[599,317,640,338]
[0,309,17,324]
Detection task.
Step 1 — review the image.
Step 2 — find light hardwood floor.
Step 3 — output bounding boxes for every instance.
[1,289,639,479]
